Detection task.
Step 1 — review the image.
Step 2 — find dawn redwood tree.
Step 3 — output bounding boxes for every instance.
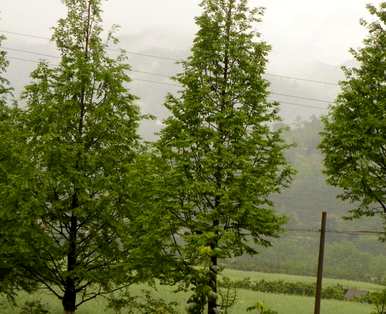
[157,0,294,312]
[0,32,40,300]
[3,0,150,313]
[0,33,24,298]
[320,3,385,221]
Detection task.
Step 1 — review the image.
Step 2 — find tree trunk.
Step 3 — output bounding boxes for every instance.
[62,276,76,314]
[63,277,76,314]
[208,214,219,314]
[63,212,78,314]
[207,253,218,314]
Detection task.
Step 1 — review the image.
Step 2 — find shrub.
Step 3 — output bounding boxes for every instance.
[219,277,359,302]
[18,300,49,314]
[246,300,278,314]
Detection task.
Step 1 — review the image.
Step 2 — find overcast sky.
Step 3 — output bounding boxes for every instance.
[1,0,383,68]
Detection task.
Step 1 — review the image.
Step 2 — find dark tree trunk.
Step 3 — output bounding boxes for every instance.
[63,212,78,314]
[63,282,76,314]
[207,253,218,314]
[207,214,219,314]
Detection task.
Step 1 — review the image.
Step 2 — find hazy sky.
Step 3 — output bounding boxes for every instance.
[0,0,383,126]
[0,0,383,68]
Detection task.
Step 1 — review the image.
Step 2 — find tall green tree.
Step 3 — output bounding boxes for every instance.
[0,32,19,298]
[0,31,38,300]
[320,3,386,221]
[0,1,153,313]
[157,0,293,312]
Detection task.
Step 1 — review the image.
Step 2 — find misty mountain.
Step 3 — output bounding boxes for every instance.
[4,29,347,139]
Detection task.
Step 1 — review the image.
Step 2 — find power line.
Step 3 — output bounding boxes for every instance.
[0,30,180,62]
[130,69,173,79]
[131,77,178,87]
[8,56,43,64]
[1,29,340,86]
[6,56,328,111]
[286,228,384,235]
[4,47,174,78]
[5,47,58,59]
[270,100,327,111]
[1,30,50,41]
[265,73,338,87]
[271,92,332,104]
[5,47,335,105]
[128,78,328,110]
[7,55,178,86]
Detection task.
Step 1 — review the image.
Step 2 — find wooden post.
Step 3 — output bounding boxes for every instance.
[314,211,327,314]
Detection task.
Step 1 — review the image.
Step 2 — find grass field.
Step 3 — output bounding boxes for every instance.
[1,269,379,314]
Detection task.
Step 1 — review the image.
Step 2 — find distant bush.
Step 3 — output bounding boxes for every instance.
[222,238,386,285]
[18,300,49,314]
[219,277,370,303]
[355,289,386,312]
[105,289,178,314]
[364,289,386,314]
[246,300,278,314]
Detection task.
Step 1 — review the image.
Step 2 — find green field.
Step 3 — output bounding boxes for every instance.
[1,269,379,314]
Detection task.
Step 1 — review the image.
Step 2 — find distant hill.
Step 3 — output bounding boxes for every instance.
[5,29,347,138]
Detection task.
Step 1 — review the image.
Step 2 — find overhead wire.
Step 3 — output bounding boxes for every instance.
[286,228,385,235]
[8,54,328,110]
[4,47,175,78]
[1,29,339,86]
[4,46,333,109]
[0,30,179,61]
[6,55,329,111]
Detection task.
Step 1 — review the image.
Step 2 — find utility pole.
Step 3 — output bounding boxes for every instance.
[314,211,327,314]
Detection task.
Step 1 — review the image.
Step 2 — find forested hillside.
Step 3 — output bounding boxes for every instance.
[225,116,386,283]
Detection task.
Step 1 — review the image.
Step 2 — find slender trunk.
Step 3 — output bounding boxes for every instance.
[207,237,218,314]
[62,212,78,314]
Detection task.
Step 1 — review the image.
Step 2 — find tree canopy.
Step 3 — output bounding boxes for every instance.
[156,0,294,312]
[0,0,163,313]
[0,33,32,300]
[320,3,386,220]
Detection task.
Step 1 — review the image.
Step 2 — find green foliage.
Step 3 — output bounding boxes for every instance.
[224,236,386,284]
[0,31,37,300]
[0,35,11,104]
[224,114,386,283]
[18,300,49,314]
[0,0,169,312]
[320,3,386,219]
[368,289,386,314]
[218,277,238,313]
[0,36,15,298]
[156,0,293,310]
[246,300,278,314]
[105,289,178,314]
